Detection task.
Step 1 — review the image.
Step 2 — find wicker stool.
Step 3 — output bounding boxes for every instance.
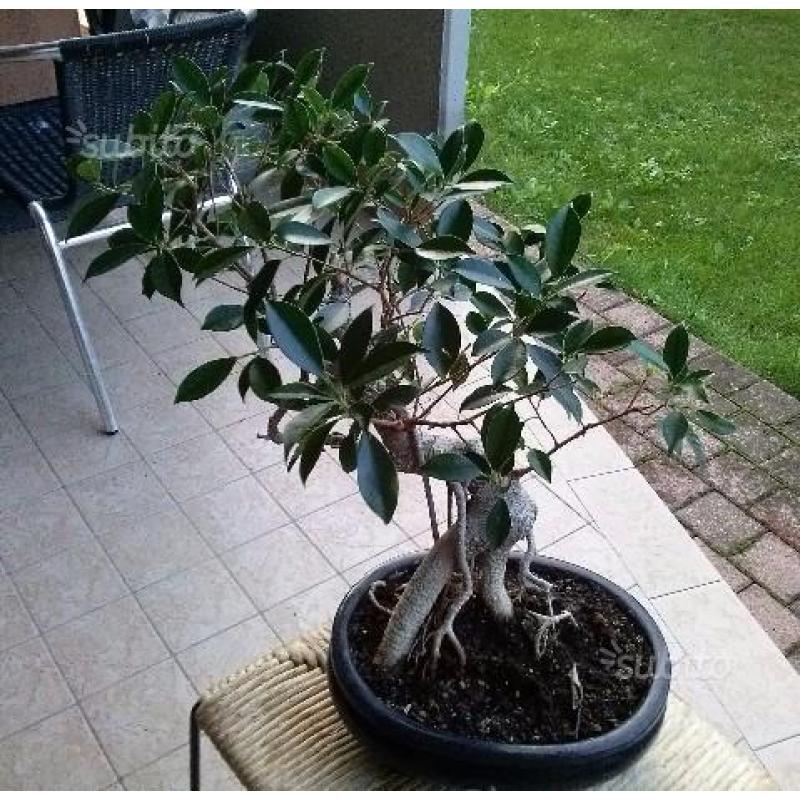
[190,628,775,791]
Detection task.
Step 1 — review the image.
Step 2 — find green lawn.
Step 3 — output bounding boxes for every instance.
[467,10,800,395]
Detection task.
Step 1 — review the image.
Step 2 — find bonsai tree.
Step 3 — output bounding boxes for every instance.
[70,51,733,678]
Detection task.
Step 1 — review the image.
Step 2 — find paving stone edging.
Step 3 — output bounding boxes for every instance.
[577,286,800,670]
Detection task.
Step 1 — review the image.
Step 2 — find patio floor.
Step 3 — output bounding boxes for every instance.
[1,226,799,789]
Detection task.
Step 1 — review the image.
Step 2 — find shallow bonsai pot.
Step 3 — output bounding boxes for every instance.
[328,552,671,788]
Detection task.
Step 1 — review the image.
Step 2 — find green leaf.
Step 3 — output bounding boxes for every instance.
[392,132,441,174]
[563,319,594,356]
[471,291,509,319]
[339,425,358,473]
[283,403,337,447]
[274,221,331,247]
[482,406,522,473]
[68,192,119,239]
[550,268,613,293]
[265,300,325,376]
[663,324,690,377]
[128,181,163,242]
[506,255,542,296]
[465,311,488,335]
[338,308,372,380]
[486,497,510,547]
[491,339,527,385]
[453,168,512,192]
[202,304,244,331]
[438,127,464,176]
[693,409,736,437]
[172,56,210,101]
[356,431,398,523]
[661,410,689,455]
[423,302,461,377]
[265,382,329,403]
[460,383,511,411]
[462,120,484,170]
[545,204,581,277]
[282,98,309,142]
[421,453,485,482]
[331,63,371,108]
[415,236,473,261]
[85,243,147,280]
[373,384,419,411]
[312,187,354,210]
[195,246,252,282]
[175,357,236,402]
[348,342,422,387]
[572,193,592,218]
[293,48,324,86]
[363,124,387,165]
[629,340,669,372]
[377,208,421,247]
[583,326,636,353]
[322,144,357,184]
[472,328,510,357]
[299,420,336,484]
[146,253,182,304]
[247,357,282,400]
[436,200,473,241]
[453,257,515,290]
[527,449,552,482]
[238,201,272,241]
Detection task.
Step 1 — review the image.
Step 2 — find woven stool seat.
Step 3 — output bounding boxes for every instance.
[194,628,775,791]
[0,98,69,204]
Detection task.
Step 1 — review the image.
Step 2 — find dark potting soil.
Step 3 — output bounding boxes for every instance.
[349,565,654,745]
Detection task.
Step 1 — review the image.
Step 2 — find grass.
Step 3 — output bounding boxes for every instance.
[467,10,800,396]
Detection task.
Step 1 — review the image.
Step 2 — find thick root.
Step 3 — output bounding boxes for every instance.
[374,527,457,670]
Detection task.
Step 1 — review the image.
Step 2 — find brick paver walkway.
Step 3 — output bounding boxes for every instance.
[578,287,800,672]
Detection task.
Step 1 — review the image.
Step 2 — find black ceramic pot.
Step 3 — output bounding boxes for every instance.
[328,553,671,788]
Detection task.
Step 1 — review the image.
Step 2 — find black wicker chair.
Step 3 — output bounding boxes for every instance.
[0,11,254,433]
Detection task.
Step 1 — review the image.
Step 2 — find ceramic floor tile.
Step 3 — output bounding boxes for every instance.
[9,381,100,441]
[256,452,358,518]
[68,460,174,535]
[177,615,279,692]
[571,468,719,597]
[218,412,284,471]
[0,706,115,790]
[0,637,72,739]
[103,507,213,591]
[46,595,168,699]
[654,581,800,749]
[0,339,82,399]
[541,525,636,590]
[118,398,211,455]
[13,539,129,631]
[125,307,211,355]
[0,573,37,651]
[0,400,34,451]
[151,336,228,384]
[342,540,422,586]
[82,658,197,776]
[757,735,800,790]
[300,493,408,571]
[0,308,52,360]
[101,356,176,412]
[56,315,143,373]
[0,488,93,572]
[222,524,337,610]
[263,575,350,643]
[182,475,289,553]
[145,432,249,502]
[550,424,633,480]
[137,558,256,652]
[392,471,449,537]
[123,739,242,790]
[192,372,263,429]
[0,441,60,510]
[38,428,138,485]
[525,481,589,549]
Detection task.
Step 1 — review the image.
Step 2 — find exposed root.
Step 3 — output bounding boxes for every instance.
[569,662,584,739]
[528,609,577,658]
[367,580,393,615]
[519,528,555,614]
[427,482,472,677]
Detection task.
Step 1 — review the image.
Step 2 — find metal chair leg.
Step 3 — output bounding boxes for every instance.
[190,700,201,791]
[28,201,118,434]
